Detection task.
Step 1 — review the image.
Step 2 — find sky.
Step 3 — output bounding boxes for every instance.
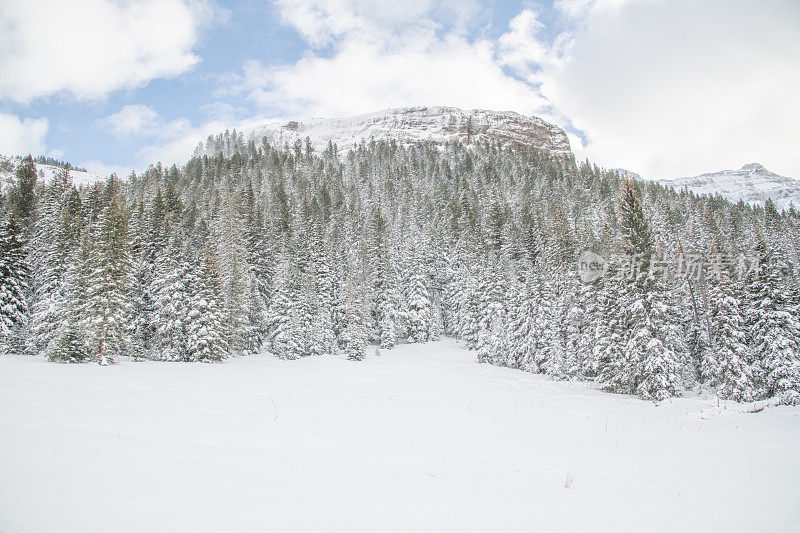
[0,0,798,180]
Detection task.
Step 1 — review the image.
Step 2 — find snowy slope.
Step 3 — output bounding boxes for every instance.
[248,106,573,158]
[0,155,102,190]
[2,339,798,532]
[660,163,800,211]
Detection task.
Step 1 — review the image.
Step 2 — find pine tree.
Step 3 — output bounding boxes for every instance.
[80,199,133,365]
[26,176,73,355]
[129,259,155,360]
[8,156,37,227]
[476,260,508,365]
[186,246,228,363]
[631,280,684,401]
[535,272,565,378]
[509,272,544,372]
[0,216,29,354]
[45,261,88,363]
[595,270,630,392]
[246,276,268,354]
[341,278,368,361]
[606,179,683,400]
[214,177,252,355]
[266,255,303,360]
[403,245,432,344]
[151,245,190,361]
[701,269,757,401]
[745,243,800,405]
[459,276,482,350]
[369,206,400,349]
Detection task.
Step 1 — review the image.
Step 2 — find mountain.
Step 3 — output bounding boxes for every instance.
[0,155,101,190]
[660,163,800,211]
[612,168,643,181]
[245,106,573,158]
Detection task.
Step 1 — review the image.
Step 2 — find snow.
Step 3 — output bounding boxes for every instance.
[1,339,799,532]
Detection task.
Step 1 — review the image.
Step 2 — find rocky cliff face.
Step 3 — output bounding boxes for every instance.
[249,106,573,158]
[660,163,800,211]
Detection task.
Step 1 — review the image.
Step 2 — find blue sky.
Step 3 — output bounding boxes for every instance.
[1,0,798,179]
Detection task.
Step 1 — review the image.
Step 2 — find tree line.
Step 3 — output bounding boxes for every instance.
[1,135,799,404]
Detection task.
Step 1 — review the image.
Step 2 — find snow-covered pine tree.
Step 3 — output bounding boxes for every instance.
[244,205,274,352]
[457,271,482,351]
[576,279,601,378]
[745,242,800,405]
[186,244,228,362]
[595,267,630,392]
[535,268,566,378]
[80,198,133,365]
[403,244,432,344]
[612,179,683,400]
[214,176,252,355]
[246,275,268,354]
[129,259,155,360]
[45,260,88,363]
[476,259,509,365]
[701,261,757,401]
[151,243,190,361]
[7,155,37,228]
[368,206,399,349]
[26,173,75,355]
[509,270,544,372]
[306,212,337,356]
[341,278,369,361]
[266,254,304,360]
[0,216,29,354]
[631,277,684,401]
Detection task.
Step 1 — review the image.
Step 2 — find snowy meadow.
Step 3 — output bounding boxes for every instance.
[2,339,798,532]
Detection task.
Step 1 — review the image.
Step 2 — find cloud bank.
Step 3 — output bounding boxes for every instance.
[0,0,227,104]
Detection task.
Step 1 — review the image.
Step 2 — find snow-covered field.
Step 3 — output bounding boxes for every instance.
[1,339,798,532]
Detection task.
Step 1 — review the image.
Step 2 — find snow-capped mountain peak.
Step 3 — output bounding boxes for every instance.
[740,162,767,173]
[242,106,572,158]
[660,163,800,211]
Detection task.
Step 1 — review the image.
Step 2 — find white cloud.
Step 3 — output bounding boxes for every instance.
[97,105,164,140]
[541,0,800,178]
[229,0,546,119]
[272,0,483,47]
[238,37,548,119]
[98,104,196,145]
[554,0,595,19]
[0,112,49,156]
[0,0,227,104]
[497,9,571,85]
